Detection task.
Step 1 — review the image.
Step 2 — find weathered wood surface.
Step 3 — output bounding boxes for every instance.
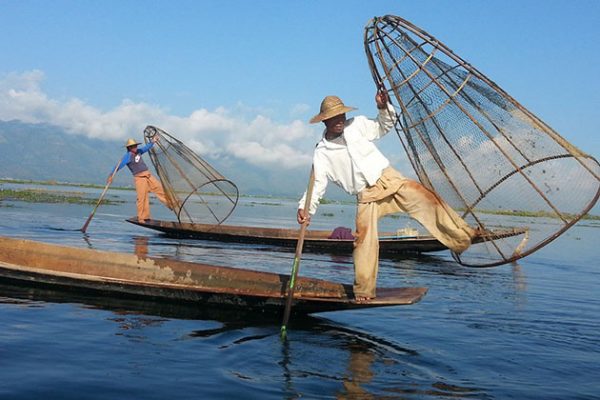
[0,236,427,314]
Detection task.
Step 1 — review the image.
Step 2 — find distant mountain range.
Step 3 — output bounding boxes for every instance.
[0,119,316,198]
[0,119,126,184]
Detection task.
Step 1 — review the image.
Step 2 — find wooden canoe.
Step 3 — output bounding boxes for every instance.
[126,218,451,254]
[126,218,526,256]
[0,236,427,315]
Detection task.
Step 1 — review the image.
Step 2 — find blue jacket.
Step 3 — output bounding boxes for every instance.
[111,142,154,176]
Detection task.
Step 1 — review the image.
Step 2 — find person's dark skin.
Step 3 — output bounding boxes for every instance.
[323,113,347,141]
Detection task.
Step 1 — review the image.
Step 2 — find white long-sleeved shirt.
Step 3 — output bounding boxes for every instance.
[299,104,397,214]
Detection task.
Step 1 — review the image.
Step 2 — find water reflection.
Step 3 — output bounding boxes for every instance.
[510,262,528,309]
[278,321,419,400]
[337,347,377,399]
[279,339,298,399]
[511,262,527,293]
[133,236,149,260]
[81,233,94,249]
[2,185,597,399]
[0,281,490,399]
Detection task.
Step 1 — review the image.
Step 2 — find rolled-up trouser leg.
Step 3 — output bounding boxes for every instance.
[147,174,171,209]
[353,168,473,298]
[353,201,380,298]
[386,179,473,253]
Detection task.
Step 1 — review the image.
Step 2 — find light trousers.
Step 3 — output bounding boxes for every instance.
[353,167,473,298]
[133,171,170,221]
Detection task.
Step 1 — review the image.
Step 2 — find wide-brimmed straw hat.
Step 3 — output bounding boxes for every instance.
[124,138,141,148]
[309,96,357,124]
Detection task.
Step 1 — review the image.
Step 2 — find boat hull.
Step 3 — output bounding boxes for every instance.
[0,236,427,315]
[126,218,450,254]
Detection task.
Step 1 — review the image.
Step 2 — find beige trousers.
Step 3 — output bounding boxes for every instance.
[353,167,474,298]
[133,171,170,221]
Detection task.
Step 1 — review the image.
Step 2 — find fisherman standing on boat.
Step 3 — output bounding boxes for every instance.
[297,92,475,301]
[108,135,171,223]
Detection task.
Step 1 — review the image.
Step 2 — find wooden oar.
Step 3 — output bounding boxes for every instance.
[281,166,315,339]
[81,159,122,233]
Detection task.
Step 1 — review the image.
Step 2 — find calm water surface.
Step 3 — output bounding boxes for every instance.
[0,184,598,399]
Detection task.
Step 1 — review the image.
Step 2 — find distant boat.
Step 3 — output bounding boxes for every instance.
[127,218,525,256]
[0,236,427,315]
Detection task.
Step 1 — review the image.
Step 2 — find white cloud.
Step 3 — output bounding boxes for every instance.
[227,141,313,168]
[0,70,317,169]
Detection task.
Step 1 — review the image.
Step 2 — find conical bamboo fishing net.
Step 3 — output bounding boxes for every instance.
[143,125,239,226]
[364,15,599,266]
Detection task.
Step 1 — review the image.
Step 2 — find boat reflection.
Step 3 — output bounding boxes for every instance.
[0,282,488,399]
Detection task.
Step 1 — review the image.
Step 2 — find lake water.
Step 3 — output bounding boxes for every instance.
[1,183,599,399]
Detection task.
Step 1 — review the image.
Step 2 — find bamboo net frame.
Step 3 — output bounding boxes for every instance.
[143,126,239,226]
[364,15,599,266]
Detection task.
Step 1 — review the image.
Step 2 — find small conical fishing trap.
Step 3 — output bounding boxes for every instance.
[364,15,599,266]
[143,125,239,226]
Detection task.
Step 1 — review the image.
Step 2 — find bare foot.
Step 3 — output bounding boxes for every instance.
[354,296,373,303]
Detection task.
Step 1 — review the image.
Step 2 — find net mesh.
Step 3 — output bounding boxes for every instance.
[143,125,239,226]
[364,15,600,266]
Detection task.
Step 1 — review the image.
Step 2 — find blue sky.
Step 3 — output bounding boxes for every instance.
[1,1,599,185]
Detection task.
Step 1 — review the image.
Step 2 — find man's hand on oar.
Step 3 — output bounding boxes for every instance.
[296,209,311,225]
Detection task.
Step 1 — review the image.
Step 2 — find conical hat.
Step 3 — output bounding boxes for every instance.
[309,96,357,123]
[125,138,141,148]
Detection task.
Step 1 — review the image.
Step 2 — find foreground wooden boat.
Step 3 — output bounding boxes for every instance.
[0,236,427,315]
[127,218,526,256]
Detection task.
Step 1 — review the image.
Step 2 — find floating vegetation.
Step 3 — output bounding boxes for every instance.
[319,198,353,205]
[468,208,600,221]
[321,212,335,217]
[0,188,123,206]
[0,178,133,191]
[242,202,283,207]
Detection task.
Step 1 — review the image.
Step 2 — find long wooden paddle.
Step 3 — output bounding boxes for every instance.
[81,159,122,233]
[281,166,315,339]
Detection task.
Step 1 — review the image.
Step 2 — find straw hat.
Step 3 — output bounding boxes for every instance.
[309,96,357,124]
[124,138,141,148]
